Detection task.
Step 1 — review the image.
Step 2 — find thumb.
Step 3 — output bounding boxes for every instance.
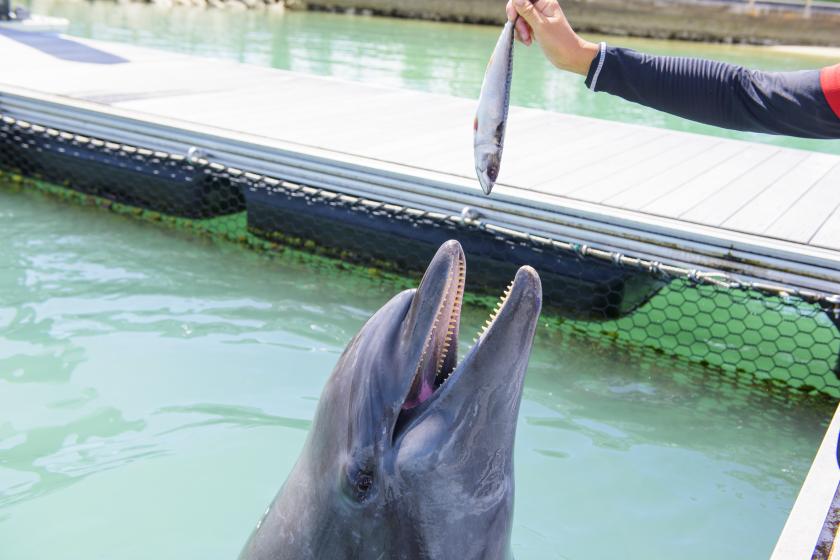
[513,0,543,27]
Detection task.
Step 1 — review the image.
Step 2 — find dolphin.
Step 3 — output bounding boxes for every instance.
[239,240,542,560]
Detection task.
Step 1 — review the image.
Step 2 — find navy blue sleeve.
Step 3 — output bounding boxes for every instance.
[585,45,840,140]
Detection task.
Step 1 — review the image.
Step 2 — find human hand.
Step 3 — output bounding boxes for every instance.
[505,0,600,76]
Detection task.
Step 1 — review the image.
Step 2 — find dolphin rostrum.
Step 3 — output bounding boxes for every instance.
[239,240,542,560]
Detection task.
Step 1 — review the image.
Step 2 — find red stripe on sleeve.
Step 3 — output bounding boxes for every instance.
[821,64,840,119]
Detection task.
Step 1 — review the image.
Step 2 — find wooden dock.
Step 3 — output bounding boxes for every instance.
[0,31,839,294]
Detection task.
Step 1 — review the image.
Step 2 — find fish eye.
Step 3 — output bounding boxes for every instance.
[487,164,499,181]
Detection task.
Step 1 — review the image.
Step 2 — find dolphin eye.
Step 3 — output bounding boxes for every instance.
[356,473,373,494]
[349,468,374,502]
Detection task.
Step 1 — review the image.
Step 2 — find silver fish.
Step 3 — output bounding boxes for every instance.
[474,19,515,196]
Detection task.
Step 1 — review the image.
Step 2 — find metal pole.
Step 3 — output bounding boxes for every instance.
[804,0,813,18]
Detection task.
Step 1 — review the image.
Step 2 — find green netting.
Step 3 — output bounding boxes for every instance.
[567,280,840,395]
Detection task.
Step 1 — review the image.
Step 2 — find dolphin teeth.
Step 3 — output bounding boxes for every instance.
[431,254,467,389]
[469,278,515,349]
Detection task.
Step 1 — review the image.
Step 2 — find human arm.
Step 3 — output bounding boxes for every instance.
[507,0,840,140]
[586,46,840,139]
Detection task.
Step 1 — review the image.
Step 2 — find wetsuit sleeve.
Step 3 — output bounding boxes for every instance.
[584,43,840,140]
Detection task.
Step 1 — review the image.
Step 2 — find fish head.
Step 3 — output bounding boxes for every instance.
[241,240,542,559]
[474,142,502,195]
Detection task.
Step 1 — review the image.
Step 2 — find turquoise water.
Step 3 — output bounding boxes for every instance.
[22,0,840,154]
[0,187,834,559]
[1,4,838,557]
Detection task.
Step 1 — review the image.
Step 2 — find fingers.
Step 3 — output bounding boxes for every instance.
[507,0,533,44]
[508,0,547,45]
[515,17,532,45]
[534,0,559,16]
[512,0,545,27]
[513,27,529,46]
[505,0,517,22]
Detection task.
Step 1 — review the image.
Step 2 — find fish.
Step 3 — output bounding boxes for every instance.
[239,240,542,560]
[474,19,516,196]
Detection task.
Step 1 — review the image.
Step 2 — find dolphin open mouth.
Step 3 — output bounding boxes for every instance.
[396,241,535,436]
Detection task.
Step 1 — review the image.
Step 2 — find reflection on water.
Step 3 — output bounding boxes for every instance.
[156,403,312,435]
[0,189,834,560]
[0,406,149,509]
[20,0,840,154]
[508,328,831,559]
[523,331,827,486]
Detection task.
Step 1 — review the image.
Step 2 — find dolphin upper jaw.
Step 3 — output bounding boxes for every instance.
[399,240,465,413]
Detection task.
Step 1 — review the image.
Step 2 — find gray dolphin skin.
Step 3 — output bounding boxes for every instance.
[474,19,516,196]
[239,240,542,560]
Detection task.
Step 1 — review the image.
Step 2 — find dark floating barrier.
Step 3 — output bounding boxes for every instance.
[0,111,664,318]
[1,112,838,396]
[242,177,666,321]
[0,117,244,219]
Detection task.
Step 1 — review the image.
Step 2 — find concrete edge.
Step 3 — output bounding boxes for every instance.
[772,402,840,559]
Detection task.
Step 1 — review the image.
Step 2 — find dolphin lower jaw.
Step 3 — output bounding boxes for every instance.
[435,265,537,401]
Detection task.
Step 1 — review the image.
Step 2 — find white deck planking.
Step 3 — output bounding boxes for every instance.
[680,149,810,226]
[723,152,840,235]
[0,31,839,291]
[561,135,721,203]
[766,162,840,244]
[642,143,779,217]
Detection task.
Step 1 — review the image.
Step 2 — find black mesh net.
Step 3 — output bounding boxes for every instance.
[2,114,839,398]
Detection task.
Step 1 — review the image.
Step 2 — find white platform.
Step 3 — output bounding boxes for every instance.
[0,31,838,294]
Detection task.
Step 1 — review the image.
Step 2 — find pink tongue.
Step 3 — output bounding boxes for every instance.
[402,379,434,409]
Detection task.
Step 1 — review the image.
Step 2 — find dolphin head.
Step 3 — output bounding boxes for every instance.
[240,240,542,560]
